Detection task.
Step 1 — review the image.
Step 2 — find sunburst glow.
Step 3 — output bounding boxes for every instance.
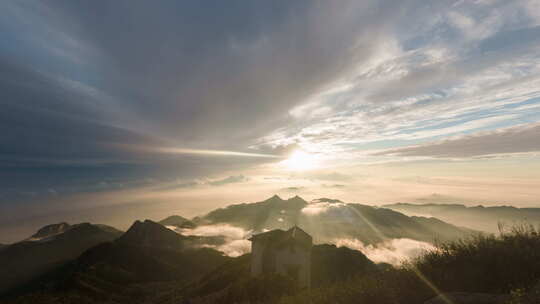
[282,150,319,171]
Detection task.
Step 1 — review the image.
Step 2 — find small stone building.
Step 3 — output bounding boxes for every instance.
[249,226,312,288]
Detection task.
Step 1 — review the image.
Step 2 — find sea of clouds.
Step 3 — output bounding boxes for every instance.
[334,238,436,265]
[170,219,435,263]
[180,224,252,257]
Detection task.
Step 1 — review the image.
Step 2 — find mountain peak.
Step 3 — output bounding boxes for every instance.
[266,194,284,202]
[288,195,307,203]
[159,215,196,228]
[117,219,187,250]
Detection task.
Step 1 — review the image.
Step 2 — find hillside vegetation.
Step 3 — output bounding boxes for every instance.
[138,225,540,304]
[0,223,122,294]
[280,225,540,304]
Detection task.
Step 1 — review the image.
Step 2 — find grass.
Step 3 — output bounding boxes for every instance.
[280,224,540,304]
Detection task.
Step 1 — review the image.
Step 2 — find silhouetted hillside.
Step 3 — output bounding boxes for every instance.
[280,225,540,304]
[179,244,379,303]
[311,244,378,287]
[118,219,227,250]
[0,223,122,294]
[1,221,232,303]
[117,219,190,250]
[62,244,230,302]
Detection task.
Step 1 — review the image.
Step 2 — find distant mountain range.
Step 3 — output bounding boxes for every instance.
[158,215,196,229]
[193,195,476,244]
[383,203,540,233]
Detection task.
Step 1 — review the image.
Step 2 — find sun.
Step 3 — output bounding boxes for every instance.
[282,150,318,171]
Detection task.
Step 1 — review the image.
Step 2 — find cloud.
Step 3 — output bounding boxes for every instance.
[305,172,355,182]
[152,175,249,191]
[0,0,383,199]
[215,239,251,257]
[180,224,252,257]
[2,0,540,207]
[180,224,249,240]
[301,201,349,216]
[279,186,305,192]
[334,238,435,265]
[258,2,540,161]
[207,175,249,186]
[155,181,200,191]
[413,193,466,204]
[322,184,347,188]
[372,122,540,158]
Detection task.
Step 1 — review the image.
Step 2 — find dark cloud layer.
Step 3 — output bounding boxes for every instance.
[47,0,382,145]
[0,0,387,200]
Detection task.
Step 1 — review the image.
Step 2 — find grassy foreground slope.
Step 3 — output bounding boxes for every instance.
[280,225,540,304]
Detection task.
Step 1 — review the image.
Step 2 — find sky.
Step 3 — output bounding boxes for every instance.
[1,0,540,242]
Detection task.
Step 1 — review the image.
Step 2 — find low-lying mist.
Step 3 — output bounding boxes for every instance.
[334,238,435,265]
[170,222,435,264]
[180,224,252,257]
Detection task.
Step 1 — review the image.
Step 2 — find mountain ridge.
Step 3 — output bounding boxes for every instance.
[383,202,540,233]
[192,195,476,245]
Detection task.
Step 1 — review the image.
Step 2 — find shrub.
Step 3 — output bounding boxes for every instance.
[412,224,540,293]
[280,224,540,304]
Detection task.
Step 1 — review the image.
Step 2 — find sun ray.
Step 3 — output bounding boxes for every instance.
[345,205,455,304]
[155,147,280,158]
